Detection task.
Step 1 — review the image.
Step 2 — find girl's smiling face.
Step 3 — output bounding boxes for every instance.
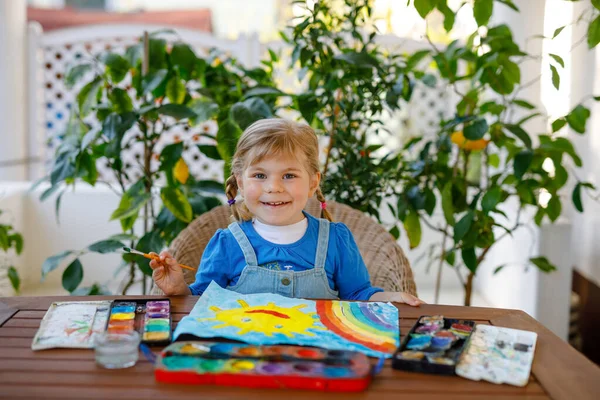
[237,152,320,226]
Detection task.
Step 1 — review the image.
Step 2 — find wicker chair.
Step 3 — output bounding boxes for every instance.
[151,197,417,296]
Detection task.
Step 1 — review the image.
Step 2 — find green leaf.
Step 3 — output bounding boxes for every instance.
[496,0,518,12]
[7,266,20,292]
[473,0,493,26]
[588,15,600,49]
[296,93,320,124]
[161,187,193,223]
[445,250,456,266]
[88,239,125,254]
[482,186,502,214]
[513,99,535,110]
[109,88,133,113]
[142,69,168,94]
[216,118,243,169]
[125,43,143,67]
[148,38,168,70]
[334,51,378,68]
[505,124,532,148]
[553,26,565,39]
[454,211,475,243]
[10,234,24,255]
[437,1,456,31]
[188,98,218,125]
[159,142,184,171]
[463,118,488,140]
[243,86,285,98]
[549,53,564,68]
[566,104,591,134]
[156,104,196,120]
[50,152,76,186]
[546,195,562,222]
[462,247,477,273]
[421,74,437,87]
[488,153,500,168]
[77,77,103,117]
[103,53,130,84]
[41,250,73,279]
[406,50,430,69]
[389,226,400,240]
[530,256,557,273]
[166,76,186,104]
[62,258,83,293]
[550,64,560,90]
[493,265,506,275]
[514,150,533,179]
[170,42,197,79]
[198,145,222,160]
[65,64,92,89]
[230,97,272,130]
[403,209,422,249]
[572,183,583,212]
[414,0,436,18]
[593,0,600,10]
[441,182,455,225]
[110,192,151,220]
[551,118,567,132]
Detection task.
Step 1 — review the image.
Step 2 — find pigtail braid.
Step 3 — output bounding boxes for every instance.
[225,174,242,221]
[315,187,333,222]
[225,174,253,221]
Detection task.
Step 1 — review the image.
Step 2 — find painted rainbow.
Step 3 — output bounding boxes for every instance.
[316,301,398,355]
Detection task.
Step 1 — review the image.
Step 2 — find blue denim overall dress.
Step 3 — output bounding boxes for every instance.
[225,218,339,299]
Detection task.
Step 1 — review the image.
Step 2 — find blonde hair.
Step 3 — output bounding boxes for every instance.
[225,118,332,222]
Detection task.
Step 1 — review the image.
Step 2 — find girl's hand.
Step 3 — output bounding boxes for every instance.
[149,250,191,295]
[369,291,425,306]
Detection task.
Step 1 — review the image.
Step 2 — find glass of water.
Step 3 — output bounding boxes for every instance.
[94,331,141,369]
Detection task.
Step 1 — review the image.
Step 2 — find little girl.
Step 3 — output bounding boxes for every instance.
[150,118,423,306]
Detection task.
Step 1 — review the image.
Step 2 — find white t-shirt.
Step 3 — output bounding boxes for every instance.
[252,217,308,245]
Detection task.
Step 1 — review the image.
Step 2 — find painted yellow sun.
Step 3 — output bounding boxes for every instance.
[200,300,324,338]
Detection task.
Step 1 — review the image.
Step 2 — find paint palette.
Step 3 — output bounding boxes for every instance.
[392,315,475,375]
[154,341,373,392]
[105,299,171,345]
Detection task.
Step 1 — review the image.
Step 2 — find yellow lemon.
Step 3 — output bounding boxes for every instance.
[450,131,489,151]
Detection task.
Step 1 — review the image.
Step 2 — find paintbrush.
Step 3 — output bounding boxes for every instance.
[122,247,197,272]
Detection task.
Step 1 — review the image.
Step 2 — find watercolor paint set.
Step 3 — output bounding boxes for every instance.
[392,315,475,375]
[105,299,172,345]
[154,341,374,392]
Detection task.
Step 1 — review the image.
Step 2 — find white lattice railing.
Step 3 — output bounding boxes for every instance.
[27,22,454,183]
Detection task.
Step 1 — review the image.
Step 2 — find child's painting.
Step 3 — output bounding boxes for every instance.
[31,301,112,350]
[173,282,399,358]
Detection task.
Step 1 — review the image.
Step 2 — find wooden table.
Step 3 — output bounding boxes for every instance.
[1,295,599,400]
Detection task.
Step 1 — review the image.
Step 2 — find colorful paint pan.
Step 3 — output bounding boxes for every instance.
[431,336,454,350]
[449,323,473,338]
[406,335,431,350]
[415,324,440,334]
[397,351,425,360]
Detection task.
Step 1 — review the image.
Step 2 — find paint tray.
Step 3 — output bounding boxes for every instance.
[31,301,112,350]
[455,325,537,386]
[154,341,373,392]
[392,315,475,375]
[105,299,172,346]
